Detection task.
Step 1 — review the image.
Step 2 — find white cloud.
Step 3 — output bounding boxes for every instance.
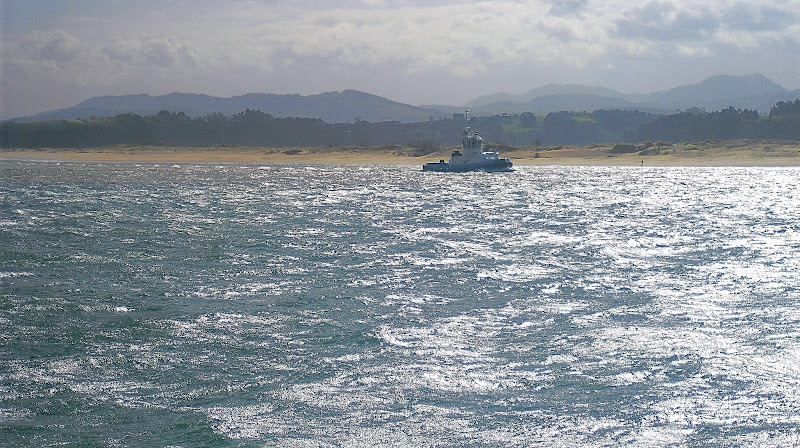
[675,44,712,57]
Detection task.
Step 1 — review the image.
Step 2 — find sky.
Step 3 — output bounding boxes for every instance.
[2,0,799,117]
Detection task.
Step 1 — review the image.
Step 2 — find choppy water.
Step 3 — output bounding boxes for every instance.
[2,160,800,447]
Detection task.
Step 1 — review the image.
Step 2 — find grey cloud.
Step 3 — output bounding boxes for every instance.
[13,30,197,71]
[143,38,198,68]
[18,30,84,62]
[540,18,581,42]
[722,3,797,31]
[614,1,719,41]
[100,43,134,63]
[100,37,198,68]
[548,0,589,17]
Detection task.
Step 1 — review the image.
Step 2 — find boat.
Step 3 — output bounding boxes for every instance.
[422,111,513,172]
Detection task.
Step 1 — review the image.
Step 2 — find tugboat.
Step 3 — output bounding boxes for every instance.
[422,111,513,172]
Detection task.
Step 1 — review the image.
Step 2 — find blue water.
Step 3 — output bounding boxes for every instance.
[2,161,800,446]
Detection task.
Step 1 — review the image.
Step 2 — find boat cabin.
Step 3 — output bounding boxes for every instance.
[462,131,483,151]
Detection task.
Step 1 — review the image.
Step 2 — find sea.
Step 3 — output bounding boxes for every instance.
[2,160,800,447]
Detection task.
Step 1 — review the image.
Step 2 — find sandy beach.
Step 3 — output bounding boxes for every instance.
[3,140,800,166]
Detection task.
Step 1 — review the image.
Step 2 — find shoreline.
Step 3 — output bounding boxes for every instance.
[3,141,800,166]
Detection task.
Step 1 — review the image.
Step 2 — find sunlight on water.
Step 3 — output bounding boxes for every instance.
[2,161,800,446]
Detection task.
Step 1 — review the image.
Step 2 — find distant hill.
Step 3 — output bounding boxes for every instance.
[12,74,800,124]
[632,74,789,112]
[467,74,794,115]
[15,90,448,124]
[472,94,641,115]
[417,104,464,116]
[466,84,628,108]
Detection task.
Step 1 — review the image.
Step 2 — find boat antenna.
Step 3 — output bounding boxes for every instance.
[465,109,470,132]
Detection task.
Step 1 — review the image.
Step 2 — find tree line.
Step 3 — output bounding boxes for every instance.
[2,100,799,149]
[632,100,800,142]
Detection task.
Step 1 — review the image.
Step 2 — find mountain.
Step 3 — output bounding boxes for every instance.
[466,84,627,108]
[15,90,447,124]
[12,74,799,124]
[417,104,464,116]
[634,74,788,112]
[466,74,793,115]
[472,94,638,115]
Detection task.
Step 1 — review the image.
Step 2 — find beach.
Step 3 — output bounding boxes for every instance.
[2,140,800,166]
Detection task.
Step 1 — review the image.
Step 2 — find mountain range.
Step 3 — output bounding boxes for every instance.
[462,74,796,115]
[9,74,800,124]
[16,90,444,124]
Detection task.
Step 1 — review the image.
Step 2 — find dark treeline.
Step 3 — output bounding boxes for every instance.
[2,100,800,149]
[0,110,351,149]
[0,109,654,149]
[0,110,504,149]
[633,100,800,142]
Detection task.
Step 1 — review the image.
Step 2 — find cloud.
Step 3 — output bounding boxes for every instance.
[722,2,798,31]
[607,0,800,59]
[674,44,712,57]
[16,30,86,65]
[250,2,600,74]
[1,0,799,116]
[208,0,798,76]
[547,0,589,17]
[7,1,798,78]
[613,1,719,41]
[97,36,199,69]
[10,30,198,74]
[142,37,198,68]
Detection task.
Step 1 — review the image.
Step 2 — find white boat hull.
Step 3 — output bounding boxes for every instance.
[422,158,513,172]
